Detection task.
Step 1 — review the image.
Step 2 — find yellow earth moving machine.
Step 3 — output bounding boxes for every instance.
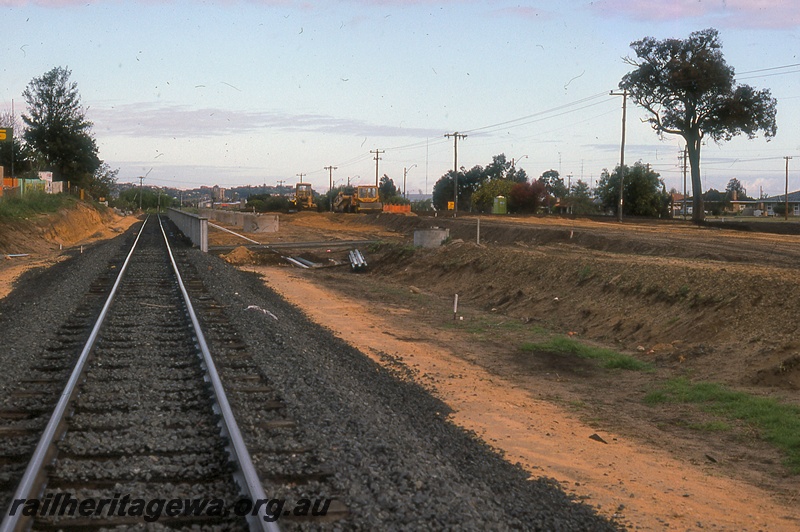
[354,185,382,213]
[333,185,382,213]
[291,182,316,210]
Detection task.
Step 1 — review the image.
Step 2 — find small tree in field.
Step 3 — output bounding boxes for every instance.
[597,162,668,217]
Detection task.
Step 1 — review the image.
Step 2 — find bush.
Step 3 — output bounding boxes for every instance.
[412,198,433,212]
[509,181,548,213]
[246,194,291,212]
[384,195,410,205]
[471,179,515,213]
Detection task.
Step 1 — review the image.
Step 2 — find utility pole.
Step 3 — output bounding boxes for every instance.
[682,146,688,219]
[609,89,627,222]
[371,149,384,186]
[10,99,14,181]
[785,156,793,220]
[403,164,417,199]
[324,166,337,193]
[277,179,284,195]
[444,132,467,216]
[138,175,144,211]
[296,173,305,183]
[325,165,337,211]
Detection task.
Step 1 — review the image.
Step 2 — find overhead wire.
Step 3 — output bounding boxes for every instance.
[333,90,617,171]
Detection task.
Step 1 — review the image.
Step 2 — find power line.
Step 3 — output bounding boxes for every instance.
[737,63,800,75]
[462,91,610,135]
[736,69,800,81]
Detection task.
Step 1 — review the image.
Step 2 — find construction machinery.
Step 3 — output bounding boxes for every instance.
[332,185,383,213]
[290,182,317,210]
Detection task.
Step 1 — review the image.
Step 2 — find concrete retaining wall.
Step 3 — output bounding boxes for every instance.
[243,214,279,233]
[414,228,449,248]
[199,208,279,233]
[167,208,208,252]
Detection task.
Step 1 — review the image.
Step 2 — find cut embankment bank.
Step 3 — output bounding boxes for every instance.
[0,199,139,298]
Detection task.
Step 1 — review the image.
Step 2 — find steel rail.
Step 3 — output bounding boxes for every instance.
[1,216,150,532]
[157,216,280,532]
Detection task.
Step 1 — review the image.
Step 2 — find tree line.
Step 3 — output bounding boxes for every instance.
[429,154,673,217]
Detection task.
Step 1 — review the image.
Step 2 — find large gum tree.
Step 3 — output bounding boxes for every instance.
[620,28,777,222]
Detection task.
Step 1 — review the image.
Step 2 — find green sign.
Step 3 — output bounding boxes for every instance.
[0,128,11,142]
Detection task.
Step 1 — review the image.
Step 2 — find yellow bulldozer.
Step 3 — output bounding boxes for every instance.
[290,182,317,210]
[332,185,383,213]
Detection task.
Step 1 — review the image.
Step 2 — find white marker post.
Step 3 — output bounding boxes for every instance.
[453,293,459,320]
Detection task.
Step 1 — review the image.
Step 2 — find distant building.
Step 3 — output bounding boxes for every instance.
[212,185,226,201]
[762,191,800,217]
[673,190,760,216]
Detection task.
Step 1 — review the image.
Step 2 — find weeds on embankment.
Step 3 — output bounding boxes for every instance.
[0,192,77,220]
[645,378,800,473]
[521,336,653,371]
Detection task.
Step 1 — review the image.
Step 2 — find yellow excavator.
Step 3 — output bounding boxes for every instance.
[333,185,383,213]
[290,182,317,210]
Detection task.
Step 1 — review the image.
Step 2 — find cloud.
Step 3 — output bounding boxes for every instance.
[489,6,551,21]
[591,0,800,30]
[0,0,454,7]
[89,102,443,139]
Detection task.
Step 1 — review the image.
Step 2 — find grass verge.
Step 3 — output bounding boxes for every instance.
[521,336,652,371]
[0,192,77,220]
[645,378,800,473]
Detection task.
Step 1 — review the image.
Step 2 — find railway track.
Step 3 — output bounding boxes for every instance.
[0,216,343,531]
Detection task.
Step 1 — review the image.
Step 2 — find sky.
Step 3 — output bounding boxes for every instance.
[1,0,799,197]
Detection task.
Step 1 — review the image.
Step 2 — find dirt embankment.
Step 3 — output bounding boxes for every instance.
[213,211,800,393]
[214,211,800,530]
[348,213,800,395]
[0,202,139,298]
[0,202,133,255]
[370,241,799,392]
[254,264,800,532]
